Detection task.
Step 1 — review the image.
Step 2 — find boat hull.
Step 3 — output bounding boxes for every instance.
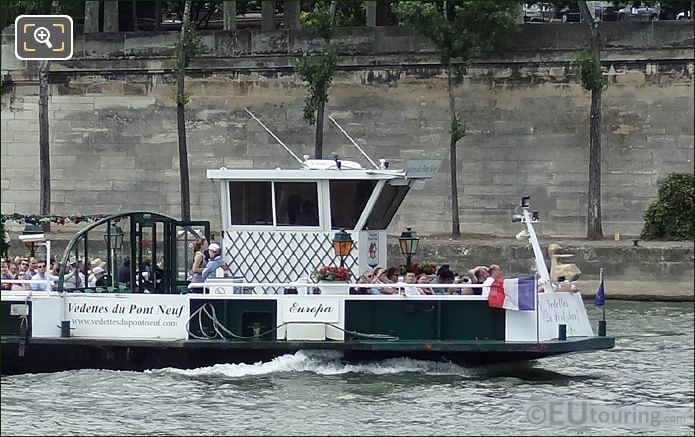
[1,336,614,375]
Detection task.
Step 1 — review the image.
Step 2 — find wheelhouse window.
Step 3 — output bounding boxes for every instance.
[366,184,410,230]
[229,181,273,225]
[330,180,377,229]
[274,182,319,227]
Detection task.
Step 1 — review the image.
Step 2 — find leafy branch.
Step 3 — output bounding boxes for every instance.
[572,51,603,91]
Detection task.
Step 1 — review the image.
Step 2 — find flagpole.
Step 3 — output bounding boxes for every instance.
[535,272,539,344]
[600,267,605,321]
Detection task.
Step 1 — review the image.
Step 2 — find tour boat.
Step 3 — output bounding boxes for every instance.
[1,157,614,375]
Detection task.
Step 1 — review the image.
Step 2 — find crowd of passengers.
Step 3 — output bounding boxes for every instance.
[349,264,504,297]
[1,253,140,292]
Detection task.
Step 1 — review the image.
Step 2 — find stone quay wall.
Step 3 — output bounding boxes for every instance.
[1,22,693,238]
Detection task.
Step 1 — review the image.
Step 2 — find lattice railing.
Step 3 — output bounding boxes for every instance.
[222,230,359,284]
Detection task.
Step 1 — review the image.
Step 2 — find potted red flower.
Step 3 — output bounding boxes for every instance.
[313,266,351,295]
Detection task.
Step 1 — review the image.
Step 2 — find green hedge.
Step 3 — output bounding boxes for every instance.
[641,173,694,241]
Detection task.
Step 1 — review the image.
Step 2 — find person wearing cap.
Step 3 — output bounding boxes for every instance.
[201,242,226,281]
[63,257,86,289]
[88,266,108,287]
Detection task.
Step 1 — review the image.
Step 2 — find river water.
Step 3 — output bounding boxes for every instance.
[1,301,693,436]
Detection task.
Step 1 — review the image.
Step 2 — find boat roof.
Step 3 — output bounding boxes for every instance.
[207,168,425,181]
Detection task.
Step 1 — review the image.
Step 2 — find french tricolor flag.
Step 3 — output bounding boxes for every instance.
[488,277,536,311]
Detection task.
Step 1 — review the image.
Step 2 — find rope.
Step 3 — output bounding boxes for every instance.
[186,302,399,341]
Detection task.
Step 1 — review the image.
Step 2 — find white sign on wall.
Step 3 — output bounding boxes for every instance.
[280,298,340,323]
[66,295,190,340]
[505,292,594,341]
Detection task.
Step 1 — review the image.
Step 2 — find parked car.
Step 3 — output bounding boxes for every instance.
[676,10,691,20]
[524,3,553,22]
[618,3,659,21]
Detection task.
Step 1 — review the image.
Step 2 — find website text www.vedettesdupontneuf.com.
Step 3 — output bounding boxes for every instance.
[71,317,180,328]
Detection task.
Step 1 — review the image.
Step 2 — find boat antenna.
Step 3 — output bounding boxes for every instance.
[244,108,304,165]
[328,114,379,169]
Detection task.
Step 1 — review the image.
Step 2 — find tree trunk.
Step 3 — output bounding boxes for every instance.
[587,84,603,240]
[155,1,162,31]
[446,67,461,239]
[39,60,51,232]
[177,2,192,221]
[314,99,325,159]
[131,0,139,31]
[578,1,604,240]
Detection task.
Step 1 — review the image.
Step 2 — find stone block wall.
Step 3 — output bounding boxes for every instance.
[1,22,693,238]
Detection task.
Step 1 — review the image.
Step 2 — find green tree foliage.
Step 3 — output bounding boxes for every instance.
[641,173,694,241]
[296,49,337,124]
[394,1,518,238]
[572,51,602,91]
[171,22,201,105]
[295,2,339,158]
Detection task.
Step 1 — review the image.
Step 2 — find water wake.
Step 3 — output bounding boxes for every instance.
[151,350,471,378]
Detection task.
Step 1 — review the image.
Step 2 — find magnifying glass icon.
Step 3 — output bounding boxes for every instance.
[33,26,52,49]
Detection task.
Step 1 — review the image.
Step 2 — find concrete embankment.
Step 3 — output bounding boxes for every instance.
[387,236,694,302]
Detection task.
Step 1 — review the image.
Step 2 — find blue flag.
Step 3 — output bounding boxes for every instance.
[595,279,605,307]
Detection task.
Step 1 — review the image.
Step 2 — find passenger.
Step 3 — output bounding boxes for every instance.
[350,272,374,295]
[432,265,457,295]
[63,258,86,289]
[1,260,13,291]
[481,264,503,297]
[88,266,108,287]
[465,266,489,295]
[189,238,208,294]
[402,270,423,295]
[31,260,57,291]
[136,258,156,293]
[201,243,225,281]
[377,267,400,294]
[416,272,434,295]
[117,257,131,284]
[25,256,38,280]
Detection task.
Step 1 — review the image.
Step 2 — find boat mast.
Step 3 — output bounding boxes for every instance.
[328,114,379,169]
[244,108,304,165]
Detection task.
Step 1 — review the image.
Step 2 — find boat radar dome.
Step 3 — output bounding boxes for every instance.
[302,159,363,170]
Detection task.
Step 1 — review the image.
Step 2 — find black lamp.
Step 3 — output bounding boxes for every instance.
[103,223,124,250]
[398,227,419,267]
[22,223,42,257]
[332,229,353,267]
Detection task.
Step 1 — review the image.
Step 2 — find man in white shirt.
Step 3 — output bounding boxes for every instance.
[30,260,58,291]
[402,270,423,296]
[481,264,504,297]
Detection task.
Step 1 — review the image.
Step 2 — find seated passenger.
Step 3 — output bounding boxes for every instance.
[402,270,423,295]
[416,271,434,295]
[377,267,400,295]
[350,271,375,295]
[432,265,457,295]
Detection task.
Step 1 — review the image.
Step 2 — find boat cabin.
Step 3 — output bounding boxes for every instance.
[55,159,427,293]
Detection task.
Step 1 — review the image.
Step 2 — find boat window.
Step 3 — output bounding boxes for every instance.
[274,182,319,227]
[229,181,273,225]
[366,184,410,230]
[329,180,377,229]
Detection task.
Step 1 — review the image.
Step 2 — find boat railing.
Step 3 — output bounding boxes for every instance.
[1,277,56,292]
[186,280,490,297]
